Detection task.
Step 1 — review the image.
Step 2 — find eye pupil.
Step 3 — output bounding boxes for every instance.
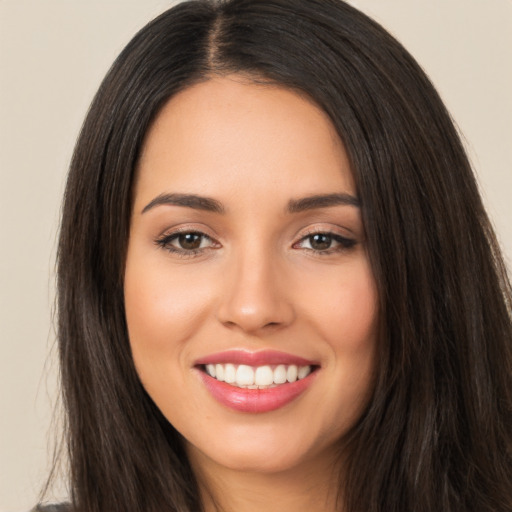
[310,234,331,250]
[179,233,202,250]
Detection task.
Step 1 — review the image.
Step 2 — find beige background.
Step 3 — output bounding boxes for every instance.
[0,1,510,511]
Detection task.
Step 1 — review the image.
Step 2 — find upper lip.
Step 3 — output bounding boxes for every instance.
[194,349,318,367]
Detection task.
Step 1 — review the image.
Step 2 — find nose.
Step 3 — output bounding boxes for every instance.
[216,247,295,335]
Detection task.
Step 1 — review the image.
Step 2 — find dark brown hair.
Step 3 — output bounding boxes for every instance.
[54,1,512,511]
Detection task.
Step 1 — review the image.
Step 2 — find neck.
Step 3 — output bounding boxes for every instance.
[189,447,344,512]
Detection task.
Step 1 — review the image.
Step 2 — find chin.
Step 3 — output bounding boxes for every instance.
[185,419,341,476]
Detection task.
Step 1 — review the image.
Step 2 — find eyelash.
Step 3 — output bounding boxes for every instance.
[293,231,357,255]
[154,229,357,258]
[154,230,218,258]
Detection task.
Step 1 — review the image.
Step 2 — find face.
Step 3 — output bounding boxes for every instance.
[124,76,378,477]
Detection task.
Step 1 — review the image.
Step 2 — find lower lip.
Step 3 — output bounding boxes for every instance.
[197,370,317,413]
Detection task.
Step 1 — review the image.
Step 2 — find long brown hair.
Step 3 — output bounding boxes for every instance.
[54,1,512,511]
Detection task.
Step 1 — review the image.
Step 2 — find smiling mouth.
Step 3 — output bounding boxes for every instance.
[201,363,317,389]
[195,351,319,412]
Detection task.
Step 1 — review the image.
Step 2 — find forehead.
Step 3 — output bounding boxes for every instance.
[134,76,355,209]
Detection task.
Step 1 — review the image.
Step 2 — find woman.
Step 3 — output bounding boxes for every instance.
[41,0,512,511]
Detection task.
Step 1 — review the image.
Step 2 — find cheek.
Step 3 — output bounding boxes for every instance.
[332,266,378,386]
[304,258,379,350]
[304,258,379,407]
[123,252,213,376]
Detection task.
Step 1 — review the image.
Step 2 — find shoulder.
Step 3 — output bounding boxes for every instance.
[31,504,73,512]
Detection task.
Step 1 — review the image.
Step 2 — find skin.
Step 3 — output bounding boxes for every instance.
[124,75,379,512]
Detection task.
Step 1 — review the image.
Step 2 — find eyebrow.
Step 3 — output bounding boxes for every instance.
[287,193,360,213]
[141,193,225,214]
[141,191,360,215]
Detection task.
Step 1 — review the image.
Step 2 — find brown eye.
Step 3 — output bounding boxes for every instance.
[294,231,357,254]
[177,233,203,250]
[155,231,217,255]
[309,234,332,250]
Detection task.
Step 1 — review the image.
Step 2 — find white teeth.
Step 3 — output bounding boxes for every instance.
[298,365,311,379]
[286,365,298,383]
[274,364,287,384]
[224,363,236,383]
[215,364,225,381]
[255,365,274,386]
[206,364,216,378]
[236,365,254,386]
[204,363,314,387]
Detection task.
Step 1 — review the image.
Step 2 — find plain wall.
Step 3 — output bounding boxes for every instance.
[0,1,510,511]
